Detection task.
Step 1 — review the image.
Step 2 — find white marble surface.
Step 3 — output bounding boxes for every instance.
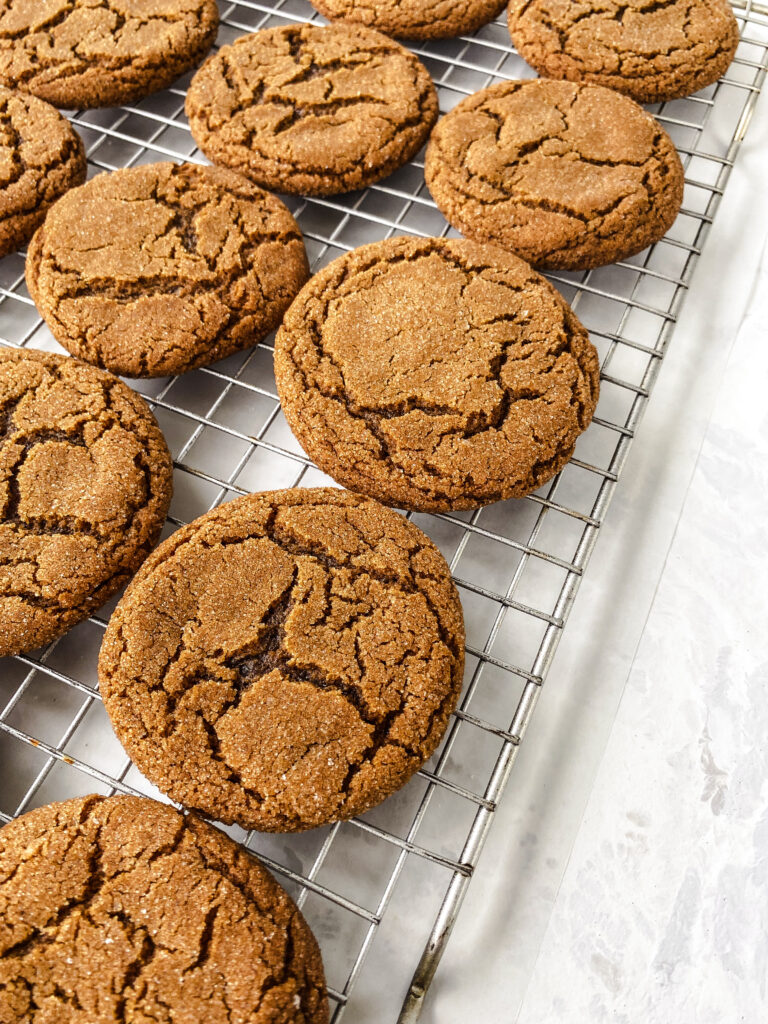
[520,247,768,1021]
[422,81,768,1024]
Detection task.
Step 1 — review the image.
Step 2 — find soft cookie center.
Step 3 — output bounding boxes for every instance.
[321,253,517,417]
[467,85,656,212]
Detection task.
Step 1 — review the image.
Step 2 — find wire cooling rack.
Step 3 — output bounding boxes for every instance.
[0,1,766,1020]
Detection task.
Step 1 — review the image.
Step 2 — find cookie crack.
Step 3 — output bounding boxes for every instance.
[0,0,218,107]
[29,165,306,375]
[1,415,149,539]
[204,69,435,174]
[186,24,437,190]
[283,245,589,494]
[518,0,736,67]
[434,97,671,218]
[111,504,461,816]
[1,798,107,961]
[188,829,316,1001]
[1,799,324,1022]
[0,96,25,192]
[0,359,169,621]
[0,2,76,42]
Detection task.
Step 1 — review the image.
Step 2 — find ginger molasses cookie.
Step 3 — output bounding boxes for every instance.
[0,87,86,259]
[425,79,684,271]
[0,348,172,657]
[507,0,739,103]
[26,162,309,378]
[0,795,328,1023]
[0,0,219,110]
[99,488,465,832]
[308,0,507,40]
[185,22,438,196]
[274,237,600,511]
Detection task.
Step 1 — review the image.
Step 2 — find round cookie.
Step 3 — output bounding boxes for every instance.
[0,348,172,657]
[507,0,739,103]
[0,795,328,1023]
[0,0,219,110]
[274,237,600,511]
[308,0,508,40]
[99,488,465,832]
[425,79,685,271]
[0,87,86,259]
[185,22,439,196]
[25,162,309,378]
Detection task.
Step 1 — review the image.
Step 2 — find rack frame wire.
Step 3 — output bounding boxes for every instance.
[0,1,766,1021]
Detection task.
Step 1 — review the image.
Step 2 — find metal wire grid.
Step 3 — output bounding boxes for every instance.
[0,0,766,1019]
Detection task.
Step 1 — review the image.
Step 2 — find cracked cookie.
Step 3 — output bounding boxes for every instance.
[507,0,739,103]
[0,794,329,1023]
[185,22,439,196]
[99,488,465,832]
[0,86,86,259]
[425,79,684,271]
[25,162,309,378]
[0,348,172,657]
[274,237,600,511]
[0,0,219,110]
[307,0,508,40]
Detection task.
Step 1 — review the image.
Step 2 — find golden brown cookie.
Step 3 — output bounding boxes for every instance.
[0,348,172,657]
[0,86,86,259]
[99,488,465,832]
[0,0,219,110]
[507,0,739,103]
[185,22,439,196]
[0,794,328,1023]
[425,79,684,271]
[308,0,508,40]
[274,237,600,511]
[25,162,309,378]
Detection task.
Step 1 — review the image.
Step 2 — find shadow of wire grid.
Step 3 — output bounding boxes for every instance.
[0,1,766,1020]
